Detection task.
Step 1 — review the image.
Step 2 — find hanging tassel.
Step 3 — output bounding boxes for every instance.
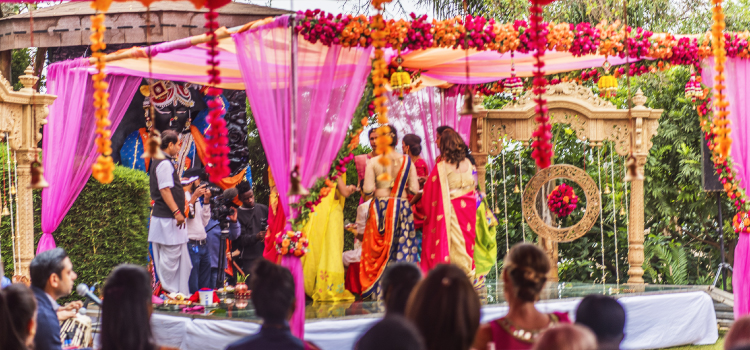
[289,165,309,196]
[29,160,49,189]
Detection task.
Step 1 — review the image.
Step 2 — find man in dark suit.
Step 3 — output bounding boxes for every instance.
[30,248,78,350]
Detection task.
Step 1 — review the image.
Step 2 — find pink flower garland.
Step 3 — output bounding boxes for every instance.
[529,1,553,169]
[204,6,230,183]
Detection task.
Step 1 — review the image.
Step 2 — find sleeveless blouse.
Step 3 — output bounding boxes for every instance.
[489,311,571,350]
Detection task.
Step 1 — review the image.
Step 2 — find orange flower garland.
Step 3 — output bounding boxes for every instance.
[711,0,732,160]
[371,9,393,171]
[90,12,115,184]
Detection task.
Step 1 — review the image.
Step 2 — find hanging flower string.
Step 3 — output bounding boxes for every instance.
[370,1,393,173]
[204,6,230,184]
[711,0,731,160]
[90,12,114,184]
[529,0,552,169]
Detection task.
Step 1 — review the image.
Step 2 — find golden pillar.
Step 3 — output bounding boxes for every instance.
[0,67,55,277]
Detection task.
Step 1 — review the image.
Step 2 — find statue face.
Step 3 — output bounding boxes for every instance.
[147,81,201,133]
[153,102,191,133]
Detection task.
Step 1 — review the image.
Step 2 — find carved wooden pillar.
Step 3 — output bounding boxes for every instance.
[626,159,646,284]
[626,89,657,285]
[0,67,54,277]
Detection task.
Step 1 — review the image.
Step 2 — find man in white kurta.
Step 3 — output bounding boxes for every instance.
[148,130,191,295]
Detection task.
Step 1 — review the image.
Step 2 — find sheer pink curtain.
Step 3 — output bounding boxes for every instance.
[39,59,141,253]
[233,15,372,337]
[704,57,750,319]
[387,86,472,170]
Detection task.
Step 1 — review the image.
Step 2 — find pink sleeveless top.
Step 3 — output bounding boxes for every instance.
[489,311,571,350]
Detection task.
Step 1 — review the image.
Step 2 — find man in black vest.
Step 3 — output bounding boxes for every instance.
[148,129,191,295]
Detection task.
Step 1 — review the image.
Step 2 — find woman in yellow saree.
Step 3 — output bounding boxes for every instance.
[301,174,357,302]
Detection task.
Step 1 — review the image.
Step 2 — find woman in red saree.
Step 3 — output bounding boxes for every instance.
[360,127,420,300]
[421,129,478,281]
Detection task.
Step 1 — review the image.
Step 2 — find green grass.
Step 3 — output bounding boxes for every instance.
[658,336,724,350]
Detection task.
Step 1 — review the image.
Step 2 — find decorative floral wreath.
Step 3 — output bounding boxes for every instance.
[547,183,578,218]
[276,231,309,257]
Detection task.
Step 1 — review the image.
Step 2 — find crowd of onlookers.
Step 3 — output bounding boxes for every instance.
[2,244,750,350]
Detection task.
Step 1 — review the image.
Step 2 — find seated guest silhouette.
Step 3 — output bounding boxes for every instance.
[225,259,302,350]
[575,294,626,350]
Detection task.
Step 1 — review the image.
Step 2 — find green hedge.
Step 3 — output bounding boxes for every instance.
[2,162,151,291]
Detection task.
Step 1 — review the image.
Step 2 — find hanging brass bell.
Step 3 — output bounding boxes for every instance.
[29,160,49,189]
[513,185,520,194]
[2,203,9,216]
[493,206,501,214]
[10,185,16,196]
[142,130,165,160]
[459,92,476,116]
[288,165,309,196]
[623,154,644,182]
[619,206,626,216]
[604,185,611,195]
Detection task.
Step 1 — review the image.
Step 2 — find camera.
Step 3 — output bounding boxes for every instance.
[209,187,239,224]
[201,180,223,198]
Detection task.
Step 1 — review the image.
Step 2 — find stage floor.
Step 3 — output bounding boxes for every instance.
[150,282,720,350]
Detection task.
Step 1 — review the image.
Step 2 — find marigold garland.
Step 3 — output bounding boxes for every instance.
[90,12,114,184]
[711,0,731,160]
[371,11,393,171]
[204,6,230,184]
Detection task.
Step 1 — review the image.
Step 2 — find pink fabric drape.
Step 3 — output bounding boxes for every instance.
[233,15,372,338]
[39,59,141,254]
[704,57,750,319]
[387,86,471,170]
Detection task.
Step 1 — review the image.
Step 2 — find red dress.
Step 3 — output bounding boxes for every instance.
[490,311,571,350]
[409,158,429,230]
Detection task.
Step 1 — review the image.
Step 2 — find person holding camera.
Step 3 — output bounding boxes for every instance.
[229,181,268,280]
[148,129,191,295]
[181,168,212,294]
[206,203,241,289]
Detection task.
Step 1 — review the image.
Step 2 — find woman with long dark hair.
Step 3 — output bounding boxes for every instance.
[405,264,480,350]
[0,284,30,350]
[421,129,479,282]
[3,283,37,350]
[100,264,177,350]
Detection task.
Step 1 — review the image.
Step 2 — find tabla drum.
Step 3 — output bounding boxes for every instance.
[60,314,93,348]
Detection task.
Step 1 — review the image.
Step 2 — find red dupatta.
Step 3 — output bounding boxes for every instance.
[421,161,477,273]
[263,170,284,264]
[360,156,411,295]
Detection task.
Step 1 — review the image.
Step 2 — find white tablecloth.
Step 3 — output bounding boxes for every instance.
[151,291,718,350]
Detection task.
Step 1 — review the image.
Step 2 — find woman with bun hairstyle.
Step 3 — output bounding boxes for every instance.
[472,243,570,350]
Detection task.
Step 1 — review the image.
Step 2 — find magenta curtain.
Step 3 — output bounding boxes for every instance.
[233,15,372,338]
[387,85,472,170]
[704,57,750,319]
[39,59,141,254]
